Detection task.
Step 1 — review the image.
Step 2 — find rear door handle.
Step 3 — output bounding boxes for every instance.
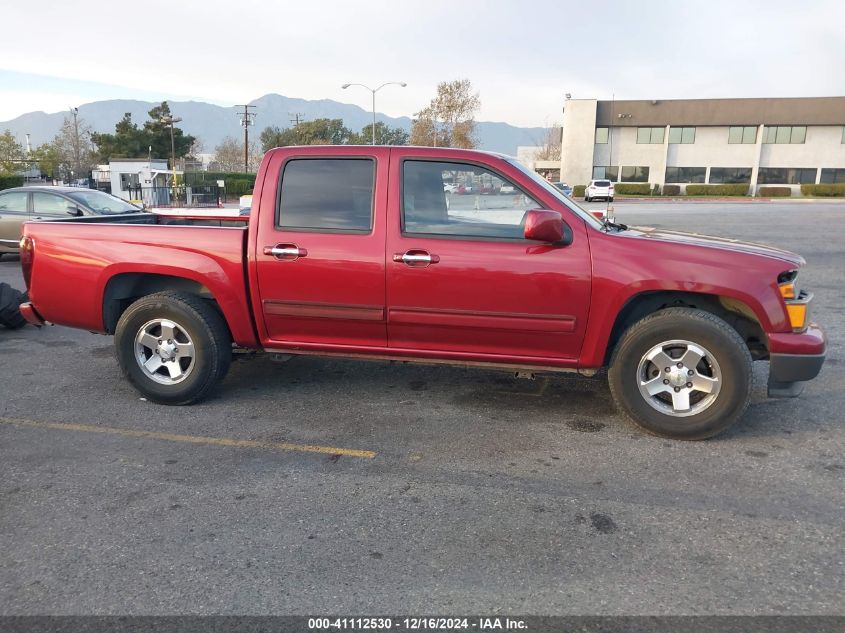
[393,250,440,267]
[264,243,308,260]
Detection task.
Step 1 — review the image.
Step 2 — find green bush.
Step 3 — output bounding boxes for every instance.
[685,184,749,196]
[662,184,681,196]
[184,171,256,188]
[800,184,845,197]
[614,183,651,195]
[0,175,24,190]
[759,186,792,197]
[572,185,586,198]
[225,179,254,196]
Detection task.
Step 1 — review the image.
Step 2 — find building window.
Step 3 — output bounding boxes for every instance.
[762,126,806,144]
[637,127,664,144]
[620,166,650,182]
[595,127,609,144]
[757,168,817,185]
[842,126,845,144]
[668,127,696,144]
[728,126,757,144]
[820,168,845,184]
[709,167,752,184]
[665,167,706,183]
[592,166,619,181]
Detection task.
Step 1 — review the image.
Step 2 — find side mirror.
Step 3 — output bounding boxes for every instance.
[523,209,570,245]
[66,206,83,217]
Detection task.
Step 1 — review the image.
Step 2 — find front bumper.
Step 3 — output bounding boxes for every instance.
[767,323,826,397]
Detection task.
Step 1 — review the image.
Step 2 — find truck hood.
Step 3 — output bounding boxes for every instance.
[626,226,805,266]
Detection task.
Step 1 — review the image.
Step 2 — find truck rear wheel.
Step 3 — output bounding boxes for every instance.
[608,307,752,440]
[115,292,231,405]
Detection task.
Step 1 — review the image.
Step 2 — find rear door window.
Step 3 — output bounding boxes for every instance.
[277,158,374,233]
[0,191,28,213]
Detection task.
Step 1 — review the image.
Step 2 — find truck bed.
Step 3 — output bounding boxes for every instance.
[22,213,257,346]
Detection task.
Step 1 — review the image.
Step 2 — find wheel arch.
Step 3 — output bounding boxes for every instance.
[602,290,768,366]
[103,273,219,335]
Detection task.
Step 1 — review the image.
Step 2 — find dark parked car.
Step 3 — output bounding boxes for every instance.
[0,187,141,256]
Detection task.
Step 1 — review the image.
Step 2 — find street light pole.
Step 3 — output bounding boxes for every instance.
[159,115,182,186]
[70,107,81,180]
[341,82,407,145]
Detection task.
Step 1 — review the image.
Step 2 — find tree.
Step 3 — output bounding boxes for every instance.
[0,130,25,174]
[259,118,352,152]
[534,126,562,161]
[348,121,409,145]
[91,113,147,162]
[410,79,480,148]
[30,143,62,179]
[143,101,195,164]
[91,102,194,165]
[50,112,96,178]
[212,136,261,172]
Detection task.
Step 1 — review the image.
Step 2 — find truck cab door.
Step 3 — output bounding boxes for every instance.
[252,147,390,350]
[385,153,591,364]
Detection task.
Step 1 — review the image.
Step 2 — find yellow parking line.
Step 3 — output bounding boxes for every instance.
[0,416,376,459]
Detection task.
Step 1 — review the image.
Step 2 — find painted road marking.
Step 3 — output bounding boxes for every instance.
[0,416,376,459]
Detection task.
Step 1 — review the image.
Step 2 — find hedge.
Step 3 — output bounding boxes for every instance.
[614,183,651,195]
[800,184,845,197]
[0,175,24,191]
[662,184,681,196]
[225,179,254,196]
[685,184,749,196]
[184,171,257,188]
[572,185,586,198]
[759,186,792,197]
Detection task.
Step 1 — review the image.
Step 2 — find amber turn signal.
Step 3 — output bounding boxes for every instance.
[786,302,807,330]
[779,282,796,300]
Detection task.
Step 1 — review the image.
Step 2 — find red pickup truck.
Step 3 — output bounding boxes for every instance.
[18,146,825,439]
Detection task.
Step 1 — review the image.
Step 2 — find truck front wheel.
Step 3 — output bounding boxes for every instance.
[608,308,752,440]
[115,292,232,405]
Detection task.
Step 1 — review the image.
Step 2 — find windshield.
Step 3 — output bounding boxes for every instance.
[506,159,603,229]
[67,190,140,214]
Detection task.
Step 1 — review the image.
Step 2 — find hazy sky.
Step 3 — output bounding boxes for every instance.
[1,0,843,126]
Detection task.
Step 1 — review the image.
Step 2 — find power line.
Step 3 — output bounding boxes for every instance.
[289,112,305,128]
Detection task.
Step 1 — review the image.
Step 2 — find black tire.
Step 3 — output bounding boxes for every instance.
[608,308,752,440]
[115,291,232,405]
[0,282,27,329]
[609,197,614,202]
[585,196,591,202]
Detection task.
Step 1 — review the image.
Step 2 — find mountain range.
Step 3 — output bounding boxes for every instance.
[0,94,547,156]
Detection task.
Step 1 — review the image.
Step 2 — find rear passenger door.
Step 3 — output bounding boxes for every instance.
[0,191,30,251]
[254,148,389,349]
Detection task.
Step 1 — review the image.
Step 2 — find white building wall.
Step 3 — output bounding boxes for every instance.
[760,125,845,169]
[560,99,597,187]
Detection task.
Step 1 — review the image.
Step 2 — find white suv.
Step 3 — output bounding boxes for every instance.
[585,179,614,202]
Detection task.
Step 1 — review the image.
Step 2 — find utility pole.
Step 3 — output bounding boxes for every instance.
[235,104,256,172]
[289,112,305,128]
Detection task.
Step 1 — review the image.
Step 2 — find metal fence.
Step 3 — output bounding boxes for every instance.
[127,185,222,209]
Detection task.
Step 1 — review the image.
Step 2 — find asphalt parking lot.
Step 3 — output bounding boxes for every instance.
[1,201,843,615]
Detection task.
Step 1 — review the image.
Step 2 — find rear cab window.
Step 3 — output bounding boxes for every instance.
[277,158,374,233]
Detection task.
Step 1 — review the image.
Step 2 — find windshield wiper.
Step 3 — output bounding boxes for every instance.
[601,217,628,232]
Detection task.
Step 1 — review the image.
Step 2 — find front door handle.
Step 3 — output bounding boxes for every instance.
[393,250,440,267]
[264,243,308,260]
